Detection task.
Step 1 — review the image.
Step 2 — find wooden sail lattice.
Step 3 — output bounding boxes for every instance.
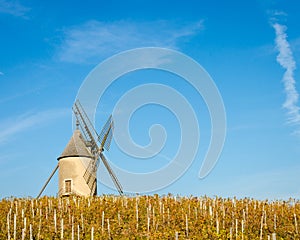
[73,100,122,195]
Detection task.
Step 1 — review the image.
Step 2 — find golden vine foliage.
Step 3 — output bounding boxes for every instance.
[0,195,299,239]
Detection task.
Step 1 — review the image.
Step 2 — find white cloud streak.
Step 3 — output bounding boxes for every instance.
[58,20,203,64]
[0,86,43,104]
[0,0,30,17]
[0,108,69,144]
[272,22,300,129]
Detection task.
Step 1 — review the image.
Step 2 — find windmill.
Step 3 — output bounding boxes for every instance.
[37,100,123,198]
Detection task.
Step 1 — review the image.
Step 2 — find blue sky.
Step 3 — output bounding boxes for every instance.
[1,0,300,199]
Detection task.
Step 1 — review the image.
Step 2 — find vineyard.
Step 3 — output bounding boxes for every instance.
[0,195,299,239]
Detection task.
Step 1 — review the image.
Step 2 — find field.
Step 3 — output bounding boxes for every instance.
[0,195,299,239]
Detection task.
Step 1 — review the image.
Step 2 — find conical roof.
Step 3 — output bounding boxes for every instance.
[57,130,93,160]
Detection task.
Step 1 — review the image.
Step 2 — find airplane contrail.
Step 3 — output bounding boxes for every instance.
[272,22,300,130]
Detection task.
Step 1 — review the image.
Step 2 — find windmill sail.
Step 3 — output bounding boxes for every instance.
[73,100,99,195]
[73,99,123,195]
[83,157,99,195]
[100,153,123,195]
[73,100,99,153]
[83,116,115,194]
[98,115,114,151]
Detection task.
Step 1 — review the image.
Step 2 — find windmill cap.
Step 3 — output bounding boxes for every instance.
[57,130,93,160]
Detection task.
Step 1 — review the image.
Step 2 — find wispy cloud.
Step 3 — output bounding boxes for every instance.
[57,20,204,64]
[272,21,300,131]
[0,0,30,17]
[0,86,44,104]
[0,108,69,144]
[0,71,3,76]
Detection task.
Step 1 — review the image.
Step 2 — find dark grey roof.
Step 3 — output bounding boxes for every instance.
[57,130,93,160]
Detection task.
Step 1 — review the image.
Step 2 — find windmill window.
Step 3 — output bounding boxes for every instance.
[65,180,72,193]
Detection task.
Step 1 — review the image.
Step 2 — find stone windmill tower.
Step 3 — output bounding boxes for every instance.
[37,100,123,197]
[57,128,94,196]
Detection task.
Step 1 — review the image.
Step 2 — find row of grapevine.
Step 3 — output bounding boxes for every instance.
[0,195,299,239]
